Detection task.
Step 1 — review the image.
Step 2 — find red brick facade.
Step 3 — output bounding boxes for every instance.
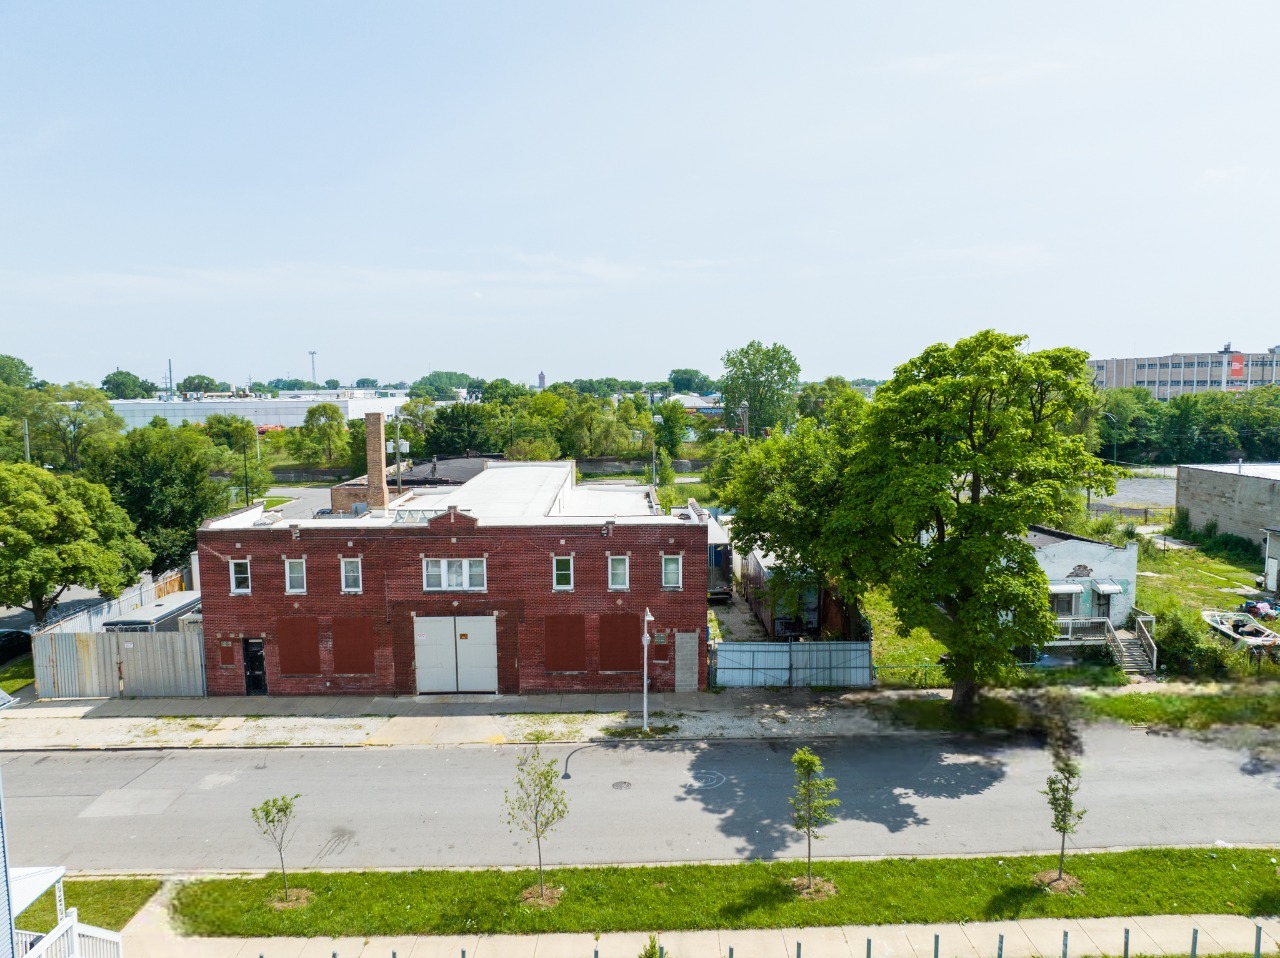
[197,509,708,696]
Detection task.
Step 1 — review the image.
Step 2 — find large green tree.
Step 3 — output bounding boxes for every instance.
[845,331,1111,718]
[178,374,220,393]
[668,368,716,394]
[27,384,124,470]
[0,463,152,625]
[0,355,34,389]
[294,403,349,466]
[86,422,234,575]
[101,369,158,400]
[652,399,690,457]
[797,376,854,425]
[719,341,801,438]
[427,402,502,456]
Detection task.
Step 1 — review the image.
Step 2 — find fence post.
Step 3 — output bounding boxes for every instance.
[1256,924,1263,958]
[1124,927,1129,958]
[1190,928,1198,958]
[934,934,939,958]
[868,938,872,958]
[998,934,1004,958]
[1063,930,1068,958]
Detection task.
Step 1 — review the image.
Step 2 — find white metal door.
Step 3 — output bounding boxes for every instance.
[414,617,458,693]
[454,616,498,692]
[1267,557,1278,593]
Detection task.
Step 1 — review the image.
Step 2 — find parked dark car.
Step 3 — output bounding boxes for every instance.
[0,630,32,665]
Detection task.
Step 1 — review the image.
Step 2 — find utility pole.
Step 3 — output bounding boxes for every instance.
[168,358,175,400]
[22,418,30,463]
[309,351,317,386]
[394,418,403,496]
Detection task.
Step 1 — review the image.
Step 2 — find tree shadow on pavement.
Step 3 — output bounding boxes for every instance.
[677,735,1011,860]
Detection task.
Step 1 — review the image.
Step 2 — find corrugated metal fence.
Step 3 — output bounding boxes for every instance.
[712,641,873,688]
[33,630,206,700]
[38,570,188,635]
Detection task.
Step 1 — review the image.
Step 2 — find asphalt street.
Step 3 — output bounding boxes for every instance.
[1,728,1275,872]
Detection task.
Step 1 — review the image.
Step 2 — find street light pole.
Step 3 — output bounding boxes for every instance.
[642,608,655,732]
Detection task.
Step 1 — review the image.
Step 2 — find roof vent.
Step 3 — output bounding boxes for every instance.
[252,512,284,527]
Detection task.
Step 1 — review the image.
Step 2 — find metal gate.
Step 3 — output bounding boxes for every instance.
[33,631,207,699]
[413,615,499,693]
[712,641,872,688]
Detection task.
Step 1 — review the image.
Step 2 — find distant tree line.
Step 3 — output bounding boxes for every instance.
[1098,386,1280,463]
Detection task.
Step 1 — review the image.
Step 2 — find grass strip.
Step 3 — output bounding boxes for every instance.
[16,879,161,933]
[1083,690,1280,729]
[0,654,34,694]
[171,848,1280,938]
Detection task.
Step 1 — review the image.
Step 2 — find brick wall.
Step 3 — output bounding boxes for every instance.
[1176,466,1280,545]
[197,513,707,696]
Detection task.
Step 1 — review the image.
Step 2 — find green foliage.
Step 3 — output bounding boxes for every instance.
[170,849,1280,937]
[1149,603,1231,677]
[0,462,152,624]
[325,378,341,389]
[355,377,378,388]
[429,402,502,457]
[26,383,124,470]
[637,934,662,958]
[507,437,561,461]
[797,376,856,425]
[1042,765,1086,880]
[397,397,436,457]
[251,794,301,901]
[719,340,801,437]
[101,369,157,399]
[1098,383,1280,464]
[1168,509,1263,566]
[409,370,474,401]
[847,332,1114,718]
[287,403,349,466]
[0,354,34,389]
[504,745,570,897]
[790,747,840,888]
[85,422,233,574]
[566,377,646,398]
[16,879,160,933]
[652,398,689,457]
[178,373,220,393]
[267,377,321,391]
[347,418,367,476]
[656,449,676,487]
[482,378,531,405]
[669,368,717,394]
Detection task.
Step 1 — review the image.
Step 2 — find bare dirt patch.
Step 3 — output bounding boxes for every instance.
[1033,871,1083,895]
[789,876,838,901]
[521,884,563,908]
[269,888,313,910]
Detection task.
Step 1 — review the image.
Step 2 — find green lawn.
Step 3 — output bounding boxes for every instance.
[1136,543,1262,616]
[261,496,292,509]
[172,849,1280,938]
[1083,688,1280,729]
[865,588,950,688]
[16,879,161,933]
[0,654,34,694]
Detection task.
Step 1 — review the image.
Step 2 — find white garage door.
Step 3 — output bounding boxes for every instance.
[413,615,498,693]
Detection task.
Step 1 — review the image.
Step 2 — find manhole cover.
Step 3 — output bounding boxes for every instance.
[613,781,632,790]
[687,770,726,790]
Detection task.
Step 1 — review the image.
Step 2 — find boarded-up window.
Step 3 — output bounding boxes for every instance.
[218,641,236,667]
[598,613,643,671]
[543,614,586,672]
[332,616,376,675]
[277,617,321,675]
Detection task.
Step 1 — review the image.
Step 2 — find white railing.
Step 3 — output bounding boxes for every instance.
[16,909,122,958]
[1134,609,1158,672]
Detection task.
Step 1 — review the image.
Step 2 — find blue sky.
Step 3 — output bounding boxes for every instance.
[3,2,1279,388]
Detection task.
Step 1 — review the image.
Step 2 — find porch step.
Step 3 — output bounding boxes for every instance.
[1115,638,1154,675]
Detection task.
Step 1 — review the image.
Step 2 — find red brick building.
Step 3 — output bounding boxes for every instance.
[196,414,708,696]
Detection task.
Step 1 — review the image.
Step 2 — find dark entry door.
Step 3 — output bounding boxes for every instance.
[243,638,267,695]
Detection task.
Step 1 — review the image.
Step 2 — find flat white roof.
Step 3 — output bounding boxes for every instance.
[207,461,681,530]
[1182,463,1280,481]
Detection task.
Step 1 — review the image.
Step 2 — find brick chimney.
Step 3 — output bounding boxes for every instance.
[365,412,389,510]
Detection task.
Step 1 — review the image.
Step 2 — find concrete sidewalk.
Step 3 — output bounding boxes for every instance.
[0,688,897,750]
[122,884,1280,958]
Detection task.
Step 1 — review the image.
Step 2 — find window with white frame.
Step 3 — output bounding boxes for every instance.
[230,559,251,594]
[423,558,487,591]
[661,554,682,589]
[609,555,629,590]
[284,558,306,594]
[553,555,573,590]
[341,557,363,593]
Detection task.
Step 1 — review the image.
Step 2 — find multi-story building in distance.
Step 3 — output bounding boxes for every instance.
[1088,344,1280,399]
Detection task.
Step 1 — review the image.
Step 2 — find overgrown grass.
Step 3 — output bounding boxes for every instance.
[0,654,34,693]
[261,496,292,509]
[868,696,1030,733]
[17,879,161,933]
[171,849,1280,938]
[1084,687,1280,729]
[865,589,950,688]
[1011,664,1129,689]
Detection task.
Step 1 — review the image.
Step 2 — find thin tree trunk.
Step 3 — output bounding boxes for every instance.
[807,830,813,889]
[536,833,544,897]
[280,848,289,901]
[1058,832,1066,881]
